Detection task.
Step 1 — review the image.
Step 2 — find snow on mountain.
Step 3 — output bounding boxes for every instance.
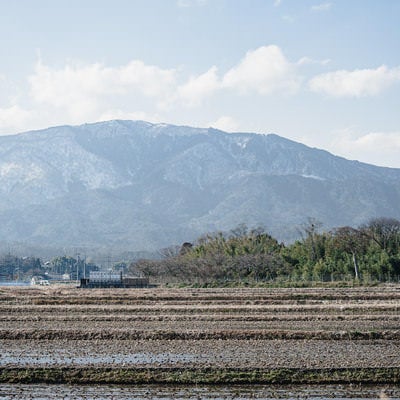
[0,119,399,252]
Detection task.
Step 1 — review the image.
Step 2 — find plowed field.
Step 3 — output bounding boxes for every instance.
[0,285,399,384]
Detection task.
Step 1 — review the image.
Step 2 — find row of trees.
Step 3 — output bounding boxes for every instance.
[130,217,400,285]
[0,255,42,281]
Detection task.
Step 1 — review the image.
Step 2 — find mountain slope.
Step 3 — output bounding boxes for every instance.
[0,120,399,252]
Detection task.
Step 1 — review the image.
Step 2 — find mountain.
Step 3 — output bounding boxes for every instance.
[0,119,399,254]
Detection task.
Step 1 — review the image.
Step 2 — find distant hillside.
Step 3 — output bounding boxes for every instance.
[0,119,399,254]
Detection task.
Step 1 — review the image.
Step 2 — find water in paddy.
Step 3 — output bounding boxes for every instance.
[1,352,196,366]
[0,384,398,399]
[0,281,29,286]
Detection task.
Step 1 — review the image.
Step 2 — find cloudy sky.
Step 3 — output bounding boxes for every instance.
[0,0,399,167]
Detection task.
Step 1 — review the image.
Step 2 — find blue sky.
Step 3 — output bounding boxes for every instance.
[0,0,399,167]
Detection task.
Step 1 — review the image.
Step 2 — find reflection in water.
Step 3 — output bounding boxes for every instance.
[0,384,398,400]
[1,352,195,367]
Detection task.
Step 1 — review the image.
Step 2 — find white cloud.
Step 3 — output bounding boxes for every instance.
[176,45,300,106]
[330,129,400,168]
[0,105,36,134]
[97,110,150,123]
[309,65,400,97]
[222,45,300,95]
[273,0,282,6]
[0,46,304,134]
[29,59,176,120]
[0,58,178,133]
[29,62,103,119]
[311,2,332,12]
[117,60,176,98]
[22,59,178,128]
[176,66,220,106]
[210,116,239,132]
[297,57,330,66]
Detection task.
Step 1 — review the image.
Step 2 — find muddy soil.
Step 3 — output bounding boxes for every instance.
[1,285,399,375]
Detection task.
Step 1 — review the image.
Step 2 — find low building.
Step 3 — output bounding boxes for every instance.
[80,270,149,288]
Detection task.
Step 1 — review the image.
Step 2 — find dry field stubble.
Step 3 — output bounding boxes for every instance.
[0,285,400,383]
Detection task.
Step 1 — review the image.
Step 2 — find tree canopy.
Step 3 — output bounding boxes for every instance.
[131,218,400,286]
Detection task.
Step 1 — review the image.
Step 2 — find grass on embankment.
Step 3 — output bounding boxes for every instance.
[1,367,399,385]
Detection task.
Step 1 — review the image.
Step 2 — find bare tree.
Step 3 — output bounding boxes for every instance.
[361,217,400,255]
[158,245,181,259]
[332,226,368,279]
[298,217,323,263]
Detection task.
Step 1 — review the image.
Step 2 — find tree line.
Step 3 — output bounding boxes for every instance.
[130,217,400,286]
[0,255,99,281]
[0,255,42,281]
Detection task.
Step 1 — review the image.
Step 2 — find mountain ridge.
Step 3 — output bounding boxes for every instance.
[0,119,399,254]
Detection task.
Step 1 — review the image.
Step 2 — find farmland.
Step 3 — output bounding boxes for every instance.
[0,285,400,384]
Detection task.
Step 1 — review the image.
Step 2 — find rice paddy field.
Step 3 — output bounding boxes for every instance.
[0,284,400,398]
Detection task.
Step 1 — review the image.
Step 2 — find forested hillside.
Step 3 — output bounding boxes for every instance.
[1,120,400,254]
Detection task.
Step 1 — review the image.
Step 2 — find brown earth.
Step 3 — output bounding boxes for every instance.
[0,285,400,383]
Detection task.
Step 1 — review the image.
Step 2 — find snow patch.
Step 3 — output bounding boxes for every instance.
[301,174,325,181]
[0,162,44,181]
[236,137,250,149]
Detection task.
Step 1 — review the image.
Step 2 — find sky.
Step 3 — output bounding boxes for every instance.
[0,0,399,167]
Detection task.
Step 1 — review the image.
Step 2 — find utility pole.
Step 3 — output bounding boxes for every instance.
[83,253,86,279]
[76,253,80,284]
